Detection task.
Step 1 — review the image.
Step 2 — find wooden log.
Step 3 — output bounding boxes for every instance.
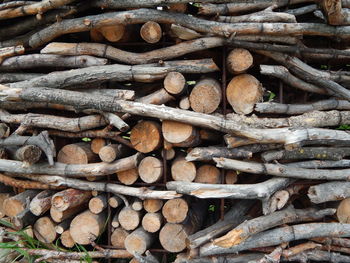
[162,120,199,147]
[90,27,104,42]
[179,96,190,110]
[91,138,107,154]
[52,189,92,212]
[131,198,143,211]
[171,157,196,182]
[337,198,350,223]
[0,73,43,83]
[140,21,162,43]
[111,209,121,228]
[111,227,129,248]
[116,168,139,185]
[55,219,70,234]
[163,72,186,95]
[161,148,176,160]
[81,88,135,100]
[29,190,54,216]
[99,144,129,163]
[0,193,11,218]
[11,206,37,230]
[3,190,39,217]
[11,145,41,164]
[33,216,57,244]
[138,156,163,183]
[130,121,162,153]
[189,78,221,114]
[186,146,252,162]
[226,74,263,115]
[98,24,125,42]
[108,195,123,208]
[143,199,163,213]
[70,210,107,245]
[225,170,238,184]
[0,45,24,64]
[214,206,335,248]
[194,164,221,184]
[282,249,350,263]
[118,207,142,231]
[125,227,155,254]
[50,205,86,223]
[89,194,107,214]
[308,182,350,204]
[227,48,253,74]
[142,212,163,233]
[57,143,97,164]
[162,198,188,223]
[61,230,75,248]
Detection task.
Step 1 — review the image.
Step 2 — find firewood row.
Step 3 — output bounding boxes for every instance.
[1,0,350,262]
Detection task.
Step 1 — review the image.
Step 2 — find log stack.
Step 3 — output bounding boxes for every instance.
[1,0,350,262]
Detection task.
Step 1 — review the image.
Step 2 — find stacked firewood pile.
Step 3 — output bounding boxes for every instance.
[1,0,350,262]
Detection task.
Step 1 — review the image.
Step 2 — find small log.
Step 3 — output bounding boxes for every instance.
[111,227,129,248]
[33,216,57,244]
[111,209,121,228]
[140,21,162,43]
[226,74,263,115]
[194,164,220,184]
[10,145,42,164]
[138,156,163,183]
[226,48,253,74]
[116,168,139,185]
[225,170,238,184]
[162,120,199,147]
[118,207,142,231]
[179,96,190,110]
[130,121,162,153]
[70,210,107,245]
[108,195,123,208]
[99,144,129,163]
[186,146,252,162]
[50,205,86,223]
[0,193,11,218]
[89,194,107,214]
[171,157,196,182]
[162,198,188,223]
[98,24,125,42]
[163,72,186,95]
[189,78,222,114]
[29,190,54,216]
[142,212,163,233]
[91,138,107,154]
[131,198,143,211]
[161,148,176,160]
[55,219,70,234]
[143,199,163,213]
[337,198,350,223]
[52,188,92,212]
[90,27,104,42]
[0,45,24,64]
[125,227,155,254]
[170,24,202,40]
[11,206,37,230]
[57,142,97,164]
[61,230,75,248]
[3,190,39,217]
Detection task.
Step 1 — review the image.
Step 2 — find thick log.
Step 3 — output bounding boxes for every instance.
[116,168,139,185]
[3,190,39,217]
[0,73,43,83]
[194,164,221,184]
[57,143,97,165]
[226,48,253,74]
[70,210,107,245]
[142,212,163,233]
[162,198,188,223]
[226,74,263,115]
[89,194,107,214]
[171,157,196,182]
[29,190,54,216]
[167,177,292,200]
[214,206,335,248]
[143,199,163,213]
[0,153,141,178]
[118,207,141,231]
[262,147,350,162]
[164,72,186,95]
[186,146,252,162]
[97,24,125,42]
[11,206,37,230]
[124,227,155,255]
[7,145,42,164]
[41,37,225,65]
[215,158,350,181]
[0,54,107,70]
[52,189,92,212]
[111,227,129,248]
[140,21,162,43]
[130,121,162,153]
[0,193,11,218]
[108,195,123,208]
[189,78,221,114]
[91,138,107,155]
[200,223,350,256]
[50,205,86,223]
[33,216,57,244]
[99,144,129,163]
[61,230,75,248]
[162,120,199,147]
[138,156,163,183]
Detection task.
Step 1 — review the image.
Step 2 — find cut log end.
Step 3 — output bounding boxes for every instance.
[130,121,162,153]
[117,168,139,185]
[142,212,163,233]
[91,138,107,154]
[57,142,97,164]
[164,72,186,95]
[171,157,196,182]
[159,223,188,252]
[143,199,163,213]
[33,216,57,244]
[140,21,162,43]
[98,24,125,42]
[337,198,350,223]
[162,198,188,223]
[111,227,129,248]
[138,156,163,183]
[194,164,221,184]
[227,48,253,74]
[61,230,75,248]
[125,227,154,254]
[118,207,141,231]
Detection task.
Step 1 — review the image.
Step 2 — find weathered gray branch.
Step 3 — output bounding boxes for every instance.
[308,181,350,203]
[186,146,252,162]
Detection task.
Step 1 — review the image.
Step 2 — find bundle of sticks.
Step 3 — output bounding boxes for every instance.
[1,0,350,262]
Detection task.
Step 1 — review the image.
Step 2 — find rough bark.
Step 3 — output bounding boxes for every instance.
[51,189,92,212]
[0,173,60,190]
[0,73,43,83]
[282,249,350,262]
[29,190,54,216]
[0,45,24,63]
[3,189,39,217]
[186,146,252,162]
[10,145,42,164]
[11,206,37,230]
